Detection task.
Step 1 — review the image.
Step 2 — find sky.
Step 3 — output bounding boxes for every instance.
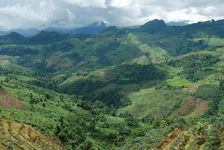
[0,0,223,30]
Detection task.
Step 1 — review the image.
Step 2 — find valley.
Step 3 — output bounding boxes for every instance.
[0,19,224,149]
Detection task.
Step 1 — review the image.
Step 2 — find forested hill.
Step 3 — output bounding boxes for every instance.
[0,19,223,73]
[0,19,224,149]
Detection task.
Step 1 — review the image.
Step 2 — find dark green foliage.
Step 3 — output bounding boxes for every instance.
[56,116,88,149]
[29,31,69,44]
[95,41,120,56]
[170,53,219,69]
[159,38,207,56]
[62,79,104,95]
[194,85,223,102]
[97,55,112,66]
[68,52,83,62]
[114,64,166,82]
[90,86,131,107]
[194,84,224,115]
[0,46,38,56]
[219,80,224,90]
[2,32,28,44]
[125,115,140,128]
[169,54,219,81]
[48,41,74,52]
[138,19,167,34]
[204,126,221,150]
[72,33,91,40]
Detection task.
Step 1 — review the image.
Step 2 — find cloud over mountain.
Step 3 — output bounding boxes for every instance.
[0,0,223,30]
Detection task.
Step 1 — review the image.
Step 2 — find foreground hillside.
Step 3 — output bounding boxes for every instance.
[0,19,224,149]
[0,117,64,150]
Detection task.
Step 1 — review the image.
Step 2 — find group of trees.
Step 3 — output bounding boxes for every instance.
[194,80,224,116]
[114,64,166,82]
[0,46,38,56]
[169,53,219,81]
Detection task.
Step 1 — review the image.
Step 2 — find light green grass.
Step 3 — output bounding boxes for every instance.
[105,115,125,125]
[197,74,220,85]
[167,77,195,87]
[0,76,6,81]
[126,33,170,61]
[193,37,224,47]
[15,75,38,82]
[60,75,87,86]
[118,88,187,119]
[208,38,224,47]
[132,56,151,64]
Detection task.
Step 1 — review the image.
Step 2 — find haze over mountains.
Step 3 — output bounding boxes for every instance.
[0,20,191,37]
[0,22,108,37]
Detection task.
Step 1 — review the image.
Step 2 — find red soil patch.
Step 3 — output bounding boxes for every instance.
[80,68,90,71]
[175,97,208,117]
[105,71,119,79]
[155,128,183,150]
[191,98,208,116]
[175,97,196,116]
[0,118,64,150]
[183,84,200,93]
[76,61,86,66]
[0,90,25,109]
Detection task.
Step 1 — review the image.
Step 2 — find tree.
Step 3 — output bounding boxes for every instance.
[219,80,224,90]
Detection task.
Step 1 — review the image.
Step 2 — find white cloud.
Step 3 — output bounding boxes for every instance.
[0,0,223,30]
[109,0,133,8]
[63,0,106,8]
[166,8,209,23]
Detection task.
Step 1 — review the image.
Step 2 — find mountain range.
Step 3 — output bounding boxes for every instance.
[0,20,190,37]
[0,19,224,150]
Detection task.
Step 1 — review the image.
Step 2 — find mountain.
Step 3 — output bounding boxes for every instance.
[46,22,107,35]
[138,19,167,33]
[4,32,27,42]
[0,28,40,37]
[29,31,70,44]
[0,19,224,149]
[0,22,107,37]
[10,28,40,37]
[167,21,188,26]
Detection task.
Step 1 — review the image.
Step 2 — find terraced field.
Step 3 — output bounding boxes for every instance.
[155,128,184,150]
[152,126,224,150]
[0,117,64,150]
[0,90,25,109]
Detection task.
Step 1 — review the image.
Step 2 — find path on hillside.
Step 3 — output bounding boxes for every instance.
[155,128,183,150]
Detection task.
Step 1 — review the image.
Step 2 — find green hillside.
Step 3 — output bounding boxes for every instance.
[0,19,224,149]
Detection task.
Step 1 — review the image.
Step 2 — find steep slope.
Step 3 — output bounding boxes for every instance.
[0,117,64,150]
[0,90,25,109]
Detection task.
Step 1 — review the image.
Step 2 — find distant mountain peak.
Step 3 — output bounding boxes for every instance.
[89,21,107,27]
[7,32,23,37]
[102,26,119,32]
[45,21,108,35]
[139,19,167,33]
[5,32,26,41]
[144,19,167,26]
[167,21,188,26]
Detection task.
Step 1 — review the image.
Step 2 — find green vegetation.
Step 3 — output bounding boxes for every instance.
[0,19,224,149]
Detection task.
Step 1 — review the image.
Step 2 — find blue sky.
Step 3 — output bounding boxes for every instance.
[0,0,223,30]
